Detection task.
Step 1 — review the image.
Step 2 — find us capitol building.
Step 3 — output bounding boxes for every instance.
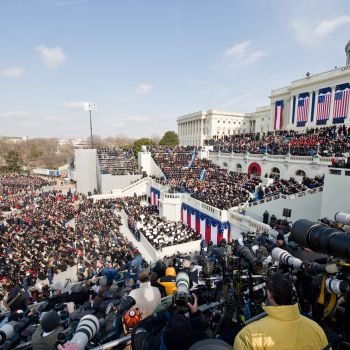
[178,41,350,146]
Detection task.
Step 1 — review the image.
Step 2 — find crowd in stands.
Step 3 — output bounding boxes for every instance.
[151,147,324,210]
[0,177,145,299]
[97,148,141,176]
[255,176,324,201]
[206,125,350,157]
[0,174,49,194]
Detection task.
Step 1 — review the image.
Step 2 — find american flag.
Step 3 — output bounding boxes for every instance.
[297,96,309,123]
[333,88,350,119]
[316,92,332,122]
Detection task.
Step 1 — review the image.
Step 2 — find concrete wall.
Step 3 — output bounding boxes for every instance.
[245,189,323,222]
[75,149,98,195]
[100,174,142,194]
[320,168,350,219]
[138,151,165,177]
[159,193,183,221]
[228,210,271,239]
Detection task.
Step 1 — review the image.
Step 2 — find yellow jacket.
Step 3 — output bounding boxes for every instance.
[234,304,328,350]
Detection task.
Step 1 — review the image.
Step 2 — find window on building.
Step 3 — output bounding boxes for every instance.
[262,118,264,121]
[223,121,225,123]
[270,167,281,178]
[223,162,228,167]
[295,169,306,177]
[236,163,242,173]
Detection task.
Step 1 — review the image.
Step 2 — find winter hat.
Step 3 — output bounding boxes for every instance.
[162,314,193,350]
[276,233,285,241]
[41,310,60,333]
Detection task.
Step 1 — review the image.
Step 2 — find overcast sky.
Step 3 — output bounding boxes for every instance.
[1,0,350,139]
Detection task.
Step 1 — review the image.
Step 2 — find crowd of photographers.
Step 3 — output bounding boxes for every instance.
[206,124,350,157]
[3,214,347,350]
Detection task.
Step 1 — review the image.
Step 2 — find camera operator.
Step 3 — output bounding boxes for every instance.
[233,272,328,350]
[131,293,212,350]
[31,310,63,350]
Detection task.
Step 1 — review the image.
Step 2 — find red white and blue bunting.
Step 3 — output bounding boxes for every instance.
[150,187,160,207]
[181,203,231,244]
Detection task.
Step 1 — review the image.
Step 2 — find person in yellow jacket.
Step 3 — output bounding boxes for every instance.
[234,272,329,350]
[158,266,177,296]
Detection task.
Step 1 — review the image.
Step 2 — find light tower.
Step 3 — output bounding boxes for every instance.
[84,102,97,149]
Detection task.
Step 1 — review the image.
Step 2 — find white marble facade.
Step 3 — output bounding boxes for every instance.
[178,54,350,146]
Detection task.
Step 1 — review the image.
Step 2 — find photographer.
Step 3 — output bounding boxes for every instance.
[233,272,328,350]
[131,293,212,350]
[31,310,63,350]
[128,269,161,319]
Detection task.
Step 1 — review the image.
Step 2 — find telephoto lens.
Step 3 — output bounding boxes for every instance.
[271,248,303,270]
[66,315,99,350]
[176,272,190,295]
[292,219,350,259]
[0,322,16,345]
[325,278,350,296]
[235,245,258,266]
[174,272,193,312]
[334,212,350,226]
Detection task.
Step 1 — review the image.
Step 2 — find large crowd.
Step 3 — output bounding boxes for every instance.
[206,125,350,157]
[97,148,141,176]
[0,150,344,350]
[151,147,324,210]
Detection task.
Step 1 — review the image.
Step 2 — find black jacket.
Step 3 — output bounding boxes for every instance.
[131,310,212,350]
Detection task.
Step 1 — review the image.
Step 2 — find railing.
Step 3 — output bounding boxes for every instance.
[149,179,169,193]
[120,176,149,194]
[138,231,158,262]
[319,156,332,164]
[267,154,286,160]
[208,151,333,164]
[289,155,313,162]
[242,186,324,208]
[184,194,223,219]
[229,210,270,233]
[163,193,182,199]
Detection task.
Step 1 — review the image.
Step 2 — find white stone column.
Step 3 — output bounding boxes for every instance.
[327,86,336,126]
[200,117,203,146]
[310,91,318,128]
[306,92,312,127]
